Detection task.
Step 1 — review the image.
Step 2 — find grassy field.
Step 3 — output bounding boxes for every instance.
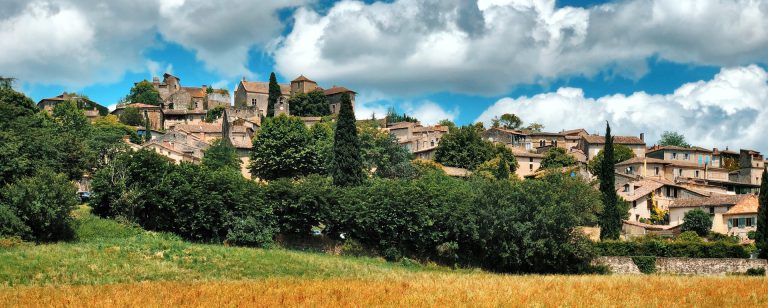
[1,207,767,307]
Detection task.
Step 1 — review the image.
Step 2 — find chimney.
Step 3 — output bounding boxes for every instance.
[639,133,644,142]
[202,85,208,92]
[152,77,160,85]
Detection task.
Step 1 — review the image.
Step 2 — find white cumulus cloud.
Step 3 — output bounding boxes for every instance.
[274,0,768,96]
[475,65,768,151]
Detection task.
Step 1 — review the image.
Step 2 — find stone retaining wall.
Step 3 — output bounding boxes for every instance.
[596,256,768,275]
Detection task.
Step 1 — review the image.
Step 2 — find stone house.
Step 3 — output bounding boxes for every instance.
[143,130,210,164]
[510,149,544,179]
[560,128,589,149]
[481,127,529,150]
[233,78,291,116]
[324,86,356,114]
[234,75,356,117]
[111,103,164,131]
[37,92,108,122]
[162,109,206,130]
[616,157,730,186]
[617,178,710,223]
[173,123,224,142]
[528,131,566,150]
[150,73,230,111]
[386,122,449,159]
[646,145,715,166]
[579,134,646,161]
[734,150,764,185]
[668,194,759,239]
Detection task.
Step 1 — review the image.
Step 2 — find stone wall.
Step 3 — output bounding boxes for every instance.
[596,256,767,275]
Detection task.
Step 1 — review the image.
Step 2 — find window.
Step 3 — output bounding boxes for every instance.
[623,184,630,192]
[529,158,533,162]
[540,140,545,147]
[709,207,715,215]
[666,187,671,197]
[676,169,683,177]
[632,201,637,208]
[529,163,533,171]
[739,218,746,228]
[672,153,677,159]
[654,167,660,175]
[684,153,689,160]
[695,170,700,178]
[635,214,640,221]
[746,218,753,227]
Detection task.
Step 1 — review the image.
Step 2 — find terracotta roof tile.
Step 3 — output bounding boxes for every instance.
[724,195,759,215]
[291,75,316,83]
[582,135,645,145]
[240,81,291,95]
[323,86,356,96]
[174,123,223,133]
[615,157,669,166]
[616,179,664,202]
[669,194,755,208]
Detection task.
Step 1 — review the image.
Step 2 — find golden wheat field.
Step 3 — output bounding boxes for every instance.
[2,274,768,307]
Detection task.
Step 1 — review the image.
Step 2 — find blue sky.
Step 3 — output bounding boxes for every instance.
[3,0,768,150]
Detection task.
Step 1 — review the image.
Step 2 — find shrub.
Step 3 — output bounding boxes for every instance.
[595,240,750,258]
[677,231,703,243]
[682,209,712,236]
[747,231,757,240]
[1,169,78,242]
[746,267,766,276]
[0,205,30,239]
[267,175,338,235]
[631,256,656,274]
[225,216,275,248]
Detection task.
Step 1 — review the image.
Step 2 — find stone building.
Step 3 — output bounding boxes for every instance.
[385,121,449,160]
[234,75,355,117]
[143,130,210,164]
[37,92,108,122]
[579,134,646,160]
[150,73,230,111]
[668,194,759,240]
[111,103,164,131]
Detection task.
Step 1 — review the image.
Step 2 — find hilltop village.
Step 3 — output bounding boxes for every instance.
[34,72,766,242]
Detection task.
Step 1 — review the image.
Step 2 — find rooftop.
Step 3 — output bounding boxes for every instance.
[669,194,756,209]
[582,134,645,145]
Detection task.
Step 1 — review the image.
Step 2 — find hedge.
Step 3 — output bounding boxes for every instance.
[595,240,750,258]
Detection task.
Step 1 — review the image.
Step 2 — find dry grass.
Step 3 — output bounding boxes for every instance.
[2,274,767,307]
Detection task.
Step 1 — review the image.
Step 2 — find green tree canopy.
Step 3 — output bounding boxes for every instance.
[250,115,319,180]
[119,107,143,126]
[435,126,494,170]
[203,138,241,171]
[538,147,577,170]
[491,113,523,130]
[682,208,713,236]
[204,105,226,123]
[588,144,636,175]
[358,120,416,179]
[659,131,690,148]
[525,123,545,132]
[289,89,331,117]
[332,93,365,186]
[437,119,456,130]
[127,80,161,106]
[385,106,418,123]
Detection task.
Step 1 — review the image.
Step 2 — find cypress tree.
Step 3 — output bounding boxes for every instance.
[143,110,152,143]
[267,72,280,117]
[495,156,510,180]
[757,169,768,258]
[332,93,364,186]
[599,122,621,240]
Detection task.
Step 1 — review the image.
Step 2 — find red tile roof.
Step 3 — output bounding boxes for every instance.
[240,81,291,95]
[292,75,316,83]
[669,194,756,208]
[324,86,356,96]
[582,135,645,145]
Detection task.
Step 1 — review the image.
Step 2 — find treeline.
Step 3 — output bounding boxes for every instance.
[90,148,604,274]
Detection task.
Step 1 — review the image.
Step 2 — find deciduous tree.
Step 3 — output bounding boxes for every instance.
[538,147,576,170]
[588,144,636,176]
[127,80,161,106]
[250,115,318,180]
[659,131,690,148]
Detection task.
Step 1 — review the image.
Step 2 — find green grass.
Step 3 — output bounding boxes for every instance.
[0,207,457,287]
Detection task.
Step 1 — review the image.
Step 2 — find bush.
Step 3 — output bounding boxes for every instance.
[0,205,30,239]
[1,170,78,242]
[631,256,656,274]
[595,240,750,258]
[91,150,276,246]
[747,231,757,240]
[266,175,338,235]
[682,209,712,236]
[677,231,702,243]
[746,267,766,276]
